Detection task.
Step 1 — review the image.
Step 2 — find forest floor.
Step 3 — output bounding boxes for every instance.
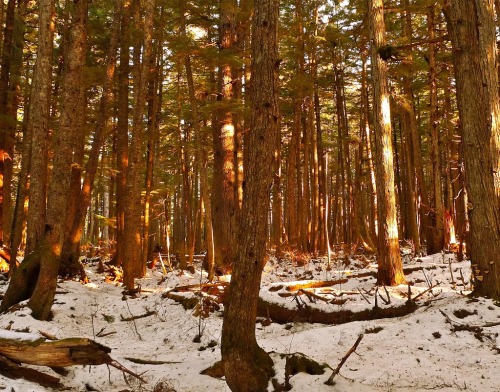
[0,247,499,392]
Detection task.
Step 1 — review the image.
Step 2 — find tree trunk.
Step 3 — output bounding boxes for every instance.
[368,0,405,286]
[212,0,238,273]
[0,0,17,248]
[27,0,88,320]
[113,0,131,268]
[221,0,279,389]
[59,0,120,275]
[444,0,500,299]
[122,0,155,289]
[427,5,445,254]
[25,0,55,254]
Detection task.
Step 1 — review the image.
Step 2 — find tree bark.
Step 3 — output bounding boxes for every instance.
[60,0,121,274]
[427,5,445,254]
[122,0,155,288]
[444,0,500,299]
[221,0,279,389]
[368,0,405,286]
[27,0,88,320]
[25,0,55,254]
[212,0,238,273]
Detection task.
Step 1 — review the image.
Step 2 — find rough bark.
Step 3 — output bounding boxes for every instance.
[60,0,121,274]
[122,0,155,288]
[113,0,131,268]
[368,0,405,286]
[427,5,445,254]
[444,0,500,299]
[25,0,55,254]
[399,0,421,252]
[221,0,279,389]
[212,0,238,273]
[26,0,88,320]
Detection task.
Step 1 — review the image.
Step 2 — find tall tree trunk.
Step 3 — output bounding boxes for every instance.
[427,5,445,254]
[361,49,378,241]
[143,22,163,269]
[60,0,120,274]
[0,0,17,248]
[444,0,500,299]
[368,0,405,286]
[399,0,420,253]
[221,0,278,388]
[212,0,238,273]
[122,0,155,289]
[25,0,55,254]
[26,0,88,320]
[113,0,131,267]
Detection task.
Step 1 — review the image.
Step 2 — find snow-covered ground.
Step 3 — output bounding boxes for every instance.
[0,250,499,392]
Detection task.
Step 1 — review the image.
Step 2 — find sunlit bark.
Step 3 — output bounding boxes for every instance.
[368,0,405,286]
[444,0,500,299]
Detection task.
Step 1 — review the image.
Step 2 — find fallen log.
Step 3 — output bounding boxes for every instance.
[0,333,112,367]
[0,355,61,388]
[257,298,418,325]
[285,279,348,292]
[165,282,229,293]
[0,331,148,386]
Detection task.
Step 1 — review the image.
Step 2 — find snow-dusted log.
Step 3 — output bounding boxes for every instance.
[257,297,418,324]
[0,331,112,367]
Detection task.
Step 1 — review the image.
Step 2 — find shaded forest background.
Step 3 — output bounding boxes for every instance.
[0,0,499,313]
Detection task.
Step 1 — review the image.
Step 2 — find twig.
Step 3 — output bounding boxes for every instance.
[120,310,156,322]
[96,330,117,338]
[357,287,371,304]
[383,286,391,304]
[412,286,434,301]
[422,268,432,288]
[124,357,181,365]
[297,289,330,303]
[124,301,143,341]
[377,286,390,305]
[439,309,500,328]
[109,360,147,383]
[325,334,364,385]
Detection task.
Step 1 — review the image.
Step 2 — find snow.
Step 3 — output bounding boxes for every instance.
[0,251,499,391]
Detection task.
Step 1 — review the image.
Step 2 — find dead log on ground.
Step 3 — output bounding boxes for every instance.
[0,331,146,385]
[285,279,348,292]
[257,298,418,324]
[0,335,112,367]
[165,282,229,293]
[0,355,62,388]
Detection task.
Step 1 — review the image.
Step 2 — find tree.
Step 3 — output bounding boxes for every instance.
[122,0,155,289]
[444,0,500,299]
[1,0,89,319]
[24,0,55,255]
[211,0,239,273]
[220,0,279,389]
[367,0,405,286]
